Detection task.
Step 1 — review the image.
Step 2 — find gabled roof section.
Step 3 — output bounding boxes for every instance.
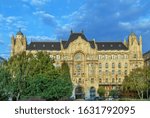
[63,32,88,48]
[27,42,61,51]
[96,42,128,50]
[88,41,95,48]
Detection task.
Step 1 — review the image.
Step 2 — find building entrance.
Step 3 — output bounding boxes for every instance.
[90,87,96,99]
[75,85,84,99]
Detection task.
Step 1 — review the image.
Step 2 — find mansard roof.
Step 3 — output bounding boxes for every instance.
[96,42,128,50]
[26,32,128,51]
[27,42,61,51]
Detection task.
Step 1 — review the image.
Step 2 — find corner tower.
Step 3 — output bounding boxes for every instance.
[127,32,144,70]
[11,30,27,56]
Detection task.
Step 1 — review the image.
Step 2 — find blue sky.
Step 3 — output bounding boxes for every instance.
[0,0,150,58]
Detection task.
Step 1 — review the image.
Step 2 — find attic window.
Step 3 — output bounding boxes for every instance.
[33,44,36,47]
[43,44,45,47]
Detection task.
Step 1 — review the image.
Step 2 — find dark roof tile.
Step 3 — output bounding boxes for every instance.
[96,42,128,50]
[27,42,61,51]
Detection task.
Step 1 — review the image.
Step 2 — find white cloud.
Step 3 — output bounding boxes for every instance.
[33,11,57,27]
[0,14,27,31]
[22,0,50,6]
[119,16,150,30]
[28,35,57,41]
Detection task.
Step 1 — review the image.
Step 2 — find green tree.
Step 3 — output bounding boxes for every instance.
[0,64,12,100]
[109,89,118,98]
[6,52,73,101]
[143,66,150,99]
[123,68,148,99]
[97,86,105,97]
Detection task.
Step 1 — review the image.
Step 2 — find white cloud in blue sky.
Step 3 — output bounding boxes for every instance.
[0,0,150,58]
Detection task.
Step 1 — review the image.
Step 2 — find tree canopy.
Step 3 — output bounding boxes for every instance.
[0,52,73,100]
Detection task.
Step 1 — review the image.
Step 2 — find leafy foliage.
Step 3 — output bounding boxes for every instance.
[0,52,73,100]
[122,68,149,99]
[97,86,105,97]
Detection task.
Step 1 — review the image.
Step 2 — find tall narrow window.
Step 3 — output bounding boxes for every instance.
[112,78,115,83]
[99,63,102,68]
[78,78,82,83]
[118,70,121,75]
[112,70,115,75]
[124,70,127,75]
[112,63,115,68]
[105,78,108,83]
[91,78,94,83]
[99,78,102,83]
[105,63,108,68]
[125,63,128,68]
[118,78,121,83]
[118,63,121,68]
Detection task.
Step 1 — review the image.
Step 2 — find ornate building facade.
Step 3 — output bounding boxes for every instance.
[143,50,150,67]
[11,30,144,99]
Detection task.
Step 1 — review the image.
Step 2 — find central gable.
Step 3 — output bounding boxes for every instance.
[63,34,96,54]
[63,32,95,49]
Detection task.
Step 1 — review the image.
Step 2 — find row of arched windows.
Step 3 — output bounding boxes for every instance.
[99,63,128,68]
[99,70,128,75]
[98,54,128,60]
[99,78,122,83]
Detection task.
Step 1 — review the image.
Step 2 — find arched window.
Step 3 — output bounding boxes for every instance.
[105,70,109,75]
[118,63,121,68]
[99,63,102,68]
[112,78,115,83]
[90,87,96,99]
[105,63,108,68]
[91,78,94,83]
[74,52,84,61]
[105,78,108,83]
[134,54,137,58]
[99,78,102,83]
[118,70,121,75]
[99,70,102,74]
[125,63,128,68]
[112,70,115,75]
[78,78,82,83]
[124,70,127,75]
[112,63,115,68]
[118,78,121,83]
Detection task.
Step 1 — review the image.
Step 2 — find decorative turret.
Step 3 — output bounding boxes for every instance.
[11,29,27,56]
[128,32,143,60]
